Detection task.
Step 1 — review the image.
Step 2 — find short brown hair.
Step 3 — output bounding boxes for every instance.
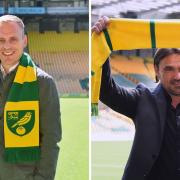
[154,48,180,82]
[154,48,180,67]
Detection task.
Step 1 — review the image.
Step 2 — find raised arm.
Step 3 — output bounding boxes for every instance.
[92,17,140,119]
[100,58,140,119]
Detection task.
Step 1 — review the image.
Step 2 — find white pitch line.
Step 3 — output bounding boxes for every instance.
[92,163,125,169]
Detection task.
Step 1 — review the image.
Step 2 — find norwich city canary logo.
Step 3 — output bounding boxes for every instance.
[7,110,35,136]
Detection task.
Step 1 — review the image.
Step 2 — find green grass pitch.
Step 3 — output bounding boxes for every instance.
[92,141,132,180]
[55,98,89,180]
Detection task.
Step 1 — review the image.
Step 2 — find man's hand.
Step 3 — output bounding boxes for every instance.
[91,16,110,34]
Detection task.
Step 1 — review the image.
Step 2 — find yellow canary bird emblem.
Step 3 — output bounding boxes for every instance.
[11,112,32,128]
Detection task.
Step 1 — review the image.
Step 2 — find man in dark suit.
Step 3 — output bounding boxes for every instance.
[92,17,180,180]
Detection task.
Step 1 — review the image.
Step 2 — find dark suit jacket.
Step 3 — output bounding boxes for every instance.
[100,59,167,180]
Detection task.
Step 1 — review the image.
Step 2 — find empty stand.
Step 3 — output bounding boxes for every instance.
[145,62,155,80]
[110,55,149,75]
[110,54,157,88]
[28,31,88,52]
[129,73,156,88]
[28,31,88,95]
[113,74,136,88]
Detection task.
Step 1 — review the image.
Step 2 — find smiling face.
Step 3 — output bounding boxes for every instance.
[155,54,180,96]
[0,21,27,71]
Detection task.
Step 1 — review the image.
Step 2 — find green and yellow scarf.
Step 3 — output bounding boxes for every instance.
[4,52,40,163]
[92,18,180,116]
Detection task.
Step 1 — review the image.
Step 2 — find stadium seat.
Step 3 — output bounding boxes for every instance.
[28,31,88,95]
[113,74,136,88]
[129,73,156,88]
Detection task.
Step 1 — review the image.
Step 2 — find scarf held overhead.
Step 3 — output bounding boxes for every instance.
[4,52,40,163]
[91,18,180,116]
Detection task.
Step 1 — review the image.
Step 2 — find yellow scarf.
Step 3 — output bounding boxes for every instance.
[4,53,40,163]
[92,18,180,115]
